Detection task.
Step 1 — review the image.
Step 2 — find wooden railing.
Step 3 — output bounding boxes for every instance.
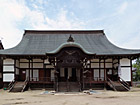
[119,77,130,91]
[21,77,29,92]
[30,77,54,83]
[107,77,117,91]
[8,78,16,91]
[84,77,104,83]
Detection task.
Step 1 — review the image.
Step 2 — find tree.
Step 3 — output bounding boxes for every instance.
[133,58,140,81]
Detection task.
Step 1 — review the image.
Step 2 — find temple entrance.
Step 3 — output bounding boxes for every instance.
[57,68,81,92]
[57,68,77,82]
[48,47,91,92]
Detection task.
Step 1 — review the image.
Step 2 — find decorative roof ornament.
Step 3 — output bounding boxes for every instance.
[67,34,74,42]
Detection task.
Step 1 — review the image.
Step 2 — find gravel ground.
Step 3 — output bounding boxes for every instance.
[0,88,140,105]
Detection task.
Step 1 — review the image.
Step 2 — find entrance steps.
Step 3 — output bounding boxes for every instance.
[69,82,80,92]
[58,82,80,92]
[107,78,130,91]
[9,81,28,92]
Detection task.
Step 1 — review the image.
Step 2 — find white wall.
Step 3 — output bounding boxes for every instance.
[3,74,14,82]
[16,68,19,75]
[33,63,43,68]
[100,69,104,78]
[94,69,99,78]
[106,59,112,62]
[20,63,29,68]
[76,69,80,78]
[3,66,14,72]
[20,59,44,68]
[60,68,64,77]
[3,59,14,82]
[120,58,131,81]
[68,68,72,77]
[91,58,113,68]
[44,59,49,63]
[46,65,54,68]
[26,69,39,81]
[120,68,131,81]
[91,63,99,68]
[100,63,104,68]
[16,60,20,67]
[51,70,55,81]
[3,59,14,72]
[105,63,112,68]
[20,59,28,62]
[33,59,43,62]
[120,58,130,66]
[91,59,99,62]
[3,59,14,64]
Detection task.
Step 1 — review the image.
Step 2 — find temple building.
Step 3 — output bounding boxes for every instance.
[0,30,140,92]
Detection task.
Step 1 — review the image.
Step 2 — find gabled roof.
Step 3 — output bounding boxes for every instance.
[0,30,140,56]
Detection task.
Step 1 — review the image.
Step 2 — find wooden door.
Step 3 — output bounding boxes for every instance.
[39,69,44,81]
[71,68,76,82]
[19,69,26,81]
[58,68,68,82]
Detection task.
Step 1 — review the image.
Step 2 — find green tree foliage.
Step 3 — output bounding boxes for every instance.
[133,58,140,81]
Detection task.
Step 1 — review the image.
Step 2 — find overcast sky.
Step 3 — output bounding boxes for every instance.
[0,0,140,49]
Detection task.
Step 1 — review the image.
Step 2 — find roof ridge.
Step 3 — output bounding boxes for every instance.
[24,30,105,35]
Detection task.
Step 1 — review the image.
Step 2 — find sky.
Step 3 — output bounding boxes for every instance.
[0,0,140,49]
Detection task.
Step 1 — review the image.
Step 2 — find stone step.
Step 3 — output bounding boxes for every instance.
[58,82,80,92]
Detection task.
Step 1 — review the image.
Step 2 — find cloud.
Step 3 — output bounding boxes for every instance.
[0,0,140,50]
[0,0,26,49]
[122,32,140,49]
[0,0,84,49]
[118,2,128,14]
[102,1,140,49]
[32,9,85,30]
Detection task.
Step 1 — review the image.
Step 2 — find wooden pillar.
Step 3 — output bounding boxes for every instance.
[118,58,120,64]
[28,59,30,82]
[1,57,3,86]
[54,57,57,91]
[104,59,106,81]
[99,59,101,80]
[82,67,84,90]
[14,59,16,80]
[82,60,85,90]
[130,59,132,86]
[42,59,45,88]
[104,59,106,88]
[112,58,114,79]
[31,59,33,81]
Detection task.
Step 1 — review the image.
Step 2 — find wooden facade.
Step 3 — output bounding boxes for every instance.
[1,53,134,91]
